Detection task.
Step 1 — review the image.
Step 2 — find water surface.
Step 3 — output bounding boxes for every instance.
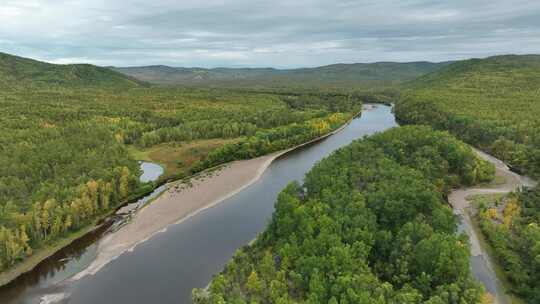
[139,161,164,183]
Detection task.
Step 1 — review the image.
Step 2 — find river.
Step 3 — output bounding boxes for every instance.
[2,104,511,304]
[0,104,395,303]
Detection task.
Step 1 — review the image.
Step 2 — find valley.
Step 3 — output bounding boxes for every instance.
[0,52,539,304]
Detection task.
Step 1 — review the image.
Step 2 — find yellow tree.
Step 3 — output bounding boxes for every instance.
[19,225,31,255]
[86,180,99,211]
[42,199,58,239]
[119,167,130,199]
[246,270,263,295]
[100,182,113,210]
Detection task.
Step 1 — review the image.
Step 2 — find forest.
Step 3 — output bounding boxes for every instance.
[0,53,361,273]
[395,55,540,302]
[395,55,540,178]
[193,126,495,304]
[474,189,540,302]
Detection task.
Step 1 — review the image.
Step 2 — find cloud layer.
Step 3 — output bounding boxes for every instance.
[1,0,540,67]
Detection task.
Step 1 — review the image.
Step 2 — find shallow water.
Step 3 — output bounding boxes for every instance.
[139,161,164,183]
[1,105,397,304]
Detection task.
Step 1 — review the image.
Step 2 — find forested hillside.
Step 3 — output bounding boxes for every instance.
[395,54,540,302]
[194,126,495,304]
[0,52,143,89]
[396,55,540,177]
[0,53,361,275]
[112,61,450,89]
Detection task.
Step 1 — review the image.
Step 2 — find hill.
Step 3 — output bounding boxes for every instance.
[0,52,143,89]
[395,54,540,302]
[407,54,540,90]
[397,54,540,176]
[112,61,451,89]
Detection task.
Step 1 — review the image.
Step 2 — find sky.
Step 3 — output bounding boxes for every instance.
[1,0,540,68]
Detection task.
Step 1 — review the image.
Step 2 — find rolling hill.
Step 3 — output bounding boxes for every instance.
[406,54,540,89]
[112,61,451,89]
[396,54,540,176]
[0,52,143,89]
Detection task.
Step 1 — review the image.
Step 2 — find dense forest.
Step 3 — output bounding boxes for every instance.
[395,55,540,302]
[474,189,540,302]
[194,126,495,304]
[395,55,540,178]
[0,53,361,273]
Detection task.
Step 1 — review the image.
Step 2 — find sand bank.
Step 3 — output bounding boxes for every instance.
[71,111,357,281]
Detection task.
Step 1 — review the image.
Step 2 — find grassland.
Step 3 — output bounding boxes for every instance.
[127,138,242,180]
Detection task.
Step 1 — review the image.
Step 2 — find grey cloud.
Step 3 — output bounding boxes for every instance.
[0,0,539,67]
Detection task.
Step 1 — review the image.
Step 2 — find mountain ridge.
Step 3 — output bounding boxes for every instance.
[111,61,454,89]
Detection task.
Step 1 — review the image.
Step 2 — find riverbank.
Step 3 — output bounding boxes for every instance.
[69,108,361,281]
[448,148,536,304]
[0,225,98,287]
[0,180,163,288]
[0,106,362,289]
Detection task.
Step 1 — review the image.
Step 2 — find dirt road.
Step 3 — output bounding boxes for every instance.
[448,148,535,304]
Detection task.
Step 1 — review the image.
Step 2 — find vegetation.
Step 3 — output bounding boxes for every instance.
[395,55,540,178]
[194,126,495,304]
[192,112,352,172]
[395,54,540,303]
[128,138,241,180]
[0,52,361,275]
[0,52,142,89]
[112,61,450,90]
[474,189,540,302]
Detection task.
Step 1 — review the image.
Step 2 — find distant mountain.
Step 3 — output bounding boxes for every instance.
[112,61,452,89]
[0,51,456,90]
[0,52,143,88]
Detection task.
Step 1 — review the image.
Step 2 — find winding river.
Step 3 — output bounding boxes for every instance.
[0,104,525,304]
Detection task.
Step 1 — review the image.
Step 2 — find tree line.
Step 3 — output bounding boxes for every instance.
[191,113,354,172]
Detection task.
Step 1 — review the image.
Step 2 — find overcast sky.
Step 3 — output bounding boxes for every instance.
[1,0,540,68]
